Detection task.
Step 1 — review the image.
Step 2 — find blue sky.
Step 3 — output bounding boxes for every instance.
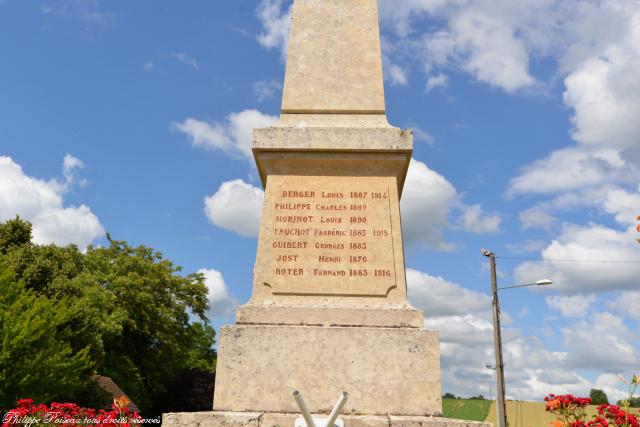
[1,0,639,402]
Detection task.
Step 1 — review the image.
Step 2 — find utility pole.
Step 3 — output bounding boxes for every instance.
[484,249,508,427]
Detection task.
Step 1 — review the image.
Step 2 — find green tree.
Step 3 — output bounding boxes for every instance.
[617,397,640,408]
[0,218,216,414]
[0,216,31,253]
[589,388,609,405]
[0,268,93,405]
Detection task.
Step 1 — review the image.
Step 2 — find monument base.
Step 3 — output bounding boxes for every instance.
[162,411,491,427]
[236,305,424,328]
[213,325,441,416]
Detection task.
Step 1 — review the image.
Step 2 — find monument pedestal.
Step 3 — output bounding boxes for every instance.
[213,325,440,415]
[162,412,490,427]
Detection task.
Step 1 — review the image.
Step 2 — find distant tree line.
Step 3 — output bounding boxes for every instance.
[443,393,487,400]
[0,217,216,416]
[443,389,638,407]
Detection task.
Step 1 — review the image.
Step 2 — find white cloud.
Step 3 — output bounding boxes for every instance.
[62,153,84,185]
[401,159,502,249]
[169,52,199,70]
[593,373,631,403]
[562,312,639,371]
[425,73,449,92]
[203,179,264,238]
[429,10,536,92]
[603,187,640,227]
[607,291,640,320]
[519,205,556,230]
[400,159,457,250]
[256,0,291,59]
[508,147,629,196]
[545,294,595,318]
[459,204,501,234]
[386,63,408,86]
[514,223,640,294]
[379,0,548,93]
[199,268,239,320]
[378,0,458,37]
[171,109,277,160]
[407,268,491,317]
[412,127,436,145]
[41,0,113,25]
[142,61,153,71]
[563,10,640,151]
[252,79,282,102]
[0,156,104,250]
[506,239,547,255]
[500,1,640,234]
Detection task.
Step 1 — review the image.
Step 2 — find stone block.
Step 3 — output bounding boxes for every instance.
[213,325,441,416]
[389,416,491,427]
[236,305,423,329]
[162,412,261,427]
[252,127,412,195]
[281,0,385,114]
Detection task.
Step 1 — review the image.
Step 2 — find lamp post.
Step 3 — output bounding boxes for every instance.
[482,249,552,427]
[485,364,496,406]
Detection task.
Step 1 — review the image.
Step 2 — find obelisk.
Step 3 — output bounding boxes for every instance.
[214,0,439,416]
[164,1,490,426]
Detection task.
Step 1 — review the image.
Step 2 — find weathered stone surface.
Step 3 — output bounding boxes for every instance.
[281,0,385,114]
[161,412,491,427]
[236,305,423,328]
[258,413,389,427]
[253,127,413,150]
[259,413,298,427]
[162,412,261,427]
[276,114,391,128]
[253,152,411,197]
[252,175,405,298]
[213,325,441,416]
[389,416,491,427]
[252,127,412,195]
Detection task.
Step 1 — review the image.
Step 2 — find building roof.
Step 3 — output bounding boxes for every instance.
[91,375,141,413]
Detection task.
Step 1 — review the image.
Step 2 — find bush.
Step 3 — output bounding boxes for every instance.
[590,389,609,405]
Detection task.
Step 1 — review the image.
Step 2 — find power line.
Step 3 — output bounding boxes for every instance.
[495,255,640,264]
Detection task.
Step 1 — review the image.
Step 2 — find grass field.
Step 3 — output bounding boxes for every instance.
[442,398,492,421]
[445,399,639,427]
[484,400,601,427]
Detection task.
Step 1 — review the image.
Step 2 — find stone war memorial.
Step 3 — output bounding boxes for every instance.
[164,1,489,427]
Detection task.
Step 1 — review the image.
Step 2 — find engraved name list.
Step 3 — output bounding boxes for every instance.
[255,176,400,296]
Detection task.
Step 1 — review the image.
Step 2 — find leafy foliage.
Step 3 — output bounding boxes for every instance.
[0,269,93,405]
[590,389,610,405]
[618,398,640,408]
[0,218,216,415]
[156,369,215,412]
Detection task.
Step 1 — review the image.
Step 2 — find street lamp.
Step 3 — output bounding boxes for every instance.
[481,249,552,427]
[485,364,496,401]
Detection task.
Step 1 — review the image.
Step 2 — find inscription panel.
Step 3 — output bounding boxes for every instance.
[255,175,398,296]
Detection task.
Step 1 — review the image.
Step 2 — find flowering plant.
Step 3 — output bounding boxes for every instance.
[2,397,142,427]
[545,373,639,427]
[545,394,592,425]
